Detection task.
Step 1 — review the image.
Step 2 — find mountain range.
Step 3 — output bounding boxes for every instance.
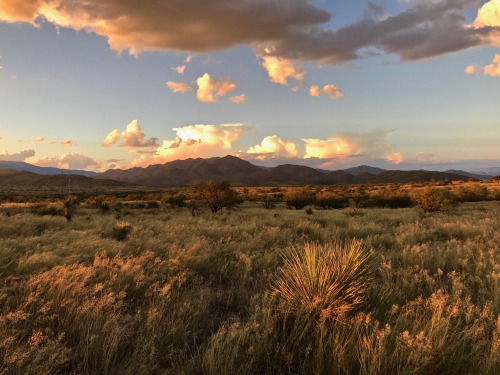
[1,156,496,187]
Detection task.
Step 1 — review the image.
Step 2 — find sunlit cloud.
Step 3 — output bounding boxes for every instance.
[172,65,186,75]
[30,152,102,171]
[260,56,305,85]
[0,149,35,162]
[229,94,247,104]
[166,81,193,93]
[35,137,45,142]
[246,135,299,160]
[303,131,392,159]
[309,84,344,99]
[484,54,500,76]
[386,152,404,164]
[60,139,73,147]
[474,0,500,46]
[102,120,159,148]
[102,129,120,147]
[129,123,252,167]
[464,64,478,74]
[196,73,236,103]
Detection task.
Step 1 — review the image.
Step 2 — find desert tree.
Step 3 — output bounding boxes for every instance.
[190,180,240,213]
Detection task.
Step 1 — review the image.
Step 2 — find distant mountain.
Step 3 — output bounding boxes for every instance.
[97,155,470,186]
[444,170,492,181]
[0,169,128,187]
[0,161,97,177]
[344,165,386,176]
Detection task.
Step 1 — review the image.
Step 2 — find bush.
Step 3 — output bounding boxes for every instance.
[284,188,315,210]
[190,180,240,213]
[455,185,490,202]
[409,187,455,213]
[112,221,133,241]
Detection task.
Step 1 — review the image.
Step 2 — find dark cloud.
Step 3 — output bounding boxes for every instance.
[0,149,35,161]
[1,0,498,63]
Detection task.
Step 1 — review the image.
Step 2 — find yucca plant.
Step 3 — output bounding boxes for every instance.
[272,239,375,323]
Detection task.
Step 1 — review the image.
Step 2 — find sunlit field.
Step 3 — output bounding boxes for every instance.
[1,183,499,374]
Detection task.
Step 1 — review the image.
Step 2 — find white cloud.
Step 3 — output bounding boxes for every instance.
[416,151,438,162]
[196,73,236,103]
[229,94,247,104]
[166,81,193,93]
[261,56,305,85]
[246,135,299,159]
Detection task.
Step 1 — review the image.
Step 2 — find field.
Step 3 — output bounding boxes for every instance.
[0,183,499,374]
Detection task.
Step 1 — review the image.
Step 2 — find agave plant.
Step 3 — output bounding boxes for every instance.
[272,239,375,323]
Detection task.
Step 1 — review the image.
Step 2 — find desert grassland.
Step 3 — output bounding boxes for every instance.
[0,197,499,374]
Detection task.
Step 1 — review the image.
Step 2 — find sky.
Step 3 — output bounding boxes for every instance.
[0,0,499,173]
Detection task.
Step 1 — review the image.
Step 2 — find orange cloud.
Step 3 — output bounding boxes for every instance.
[247,135,299,159]
[172,65,186,75]
[129,124,252,167]
[196,73,236,103]
[35,137,45,142]
[464,65,478,74]
[60,139,73,147]
[229,94,247,104]
[166,81,193,93]
[484,54,500,77]
[261,56,305,85]
[386,152,403,164]
[102,129,120,147]
[310,84,344,99]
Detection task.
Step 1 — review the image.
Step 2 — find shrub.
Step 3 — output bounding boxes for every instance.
[272,239,375,323]
[315,191,348,209]
[409,187,455,213]
[455,185,490,202]
[283,188,315,210]
[190,180,240,213]
[112,221,133,241]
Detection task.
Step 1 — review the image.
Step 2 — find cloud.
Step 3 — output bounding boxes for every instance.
[484,54,500,76]
[474,0,500,46]
[260,56,304,85]
[172,65,186,75]
[102,120,159,148]
[386,152,404,164]
[309,84,344,99]
[196,73,236,103]
[229,94,247,104]
[102,129,120,147]
[0,0,497,65]
[60,139,73,147]
[0,149,35,161]
[464,64,478,74]
[246,135,299,159]
[129,123,252,167]
[303,131,392,159]
[416,151,438,162]
[166,81,193,93]
[31,153,102,171]
[35,137,45,142]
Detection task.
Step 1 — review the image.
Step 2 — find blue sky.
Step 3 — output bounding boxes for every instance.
[0,0,499,172]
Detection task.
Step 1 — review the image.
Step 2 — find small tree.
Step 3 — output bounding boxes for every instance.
[284,187,315,210]
[190,180,240,213]
[409,187,455,213]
